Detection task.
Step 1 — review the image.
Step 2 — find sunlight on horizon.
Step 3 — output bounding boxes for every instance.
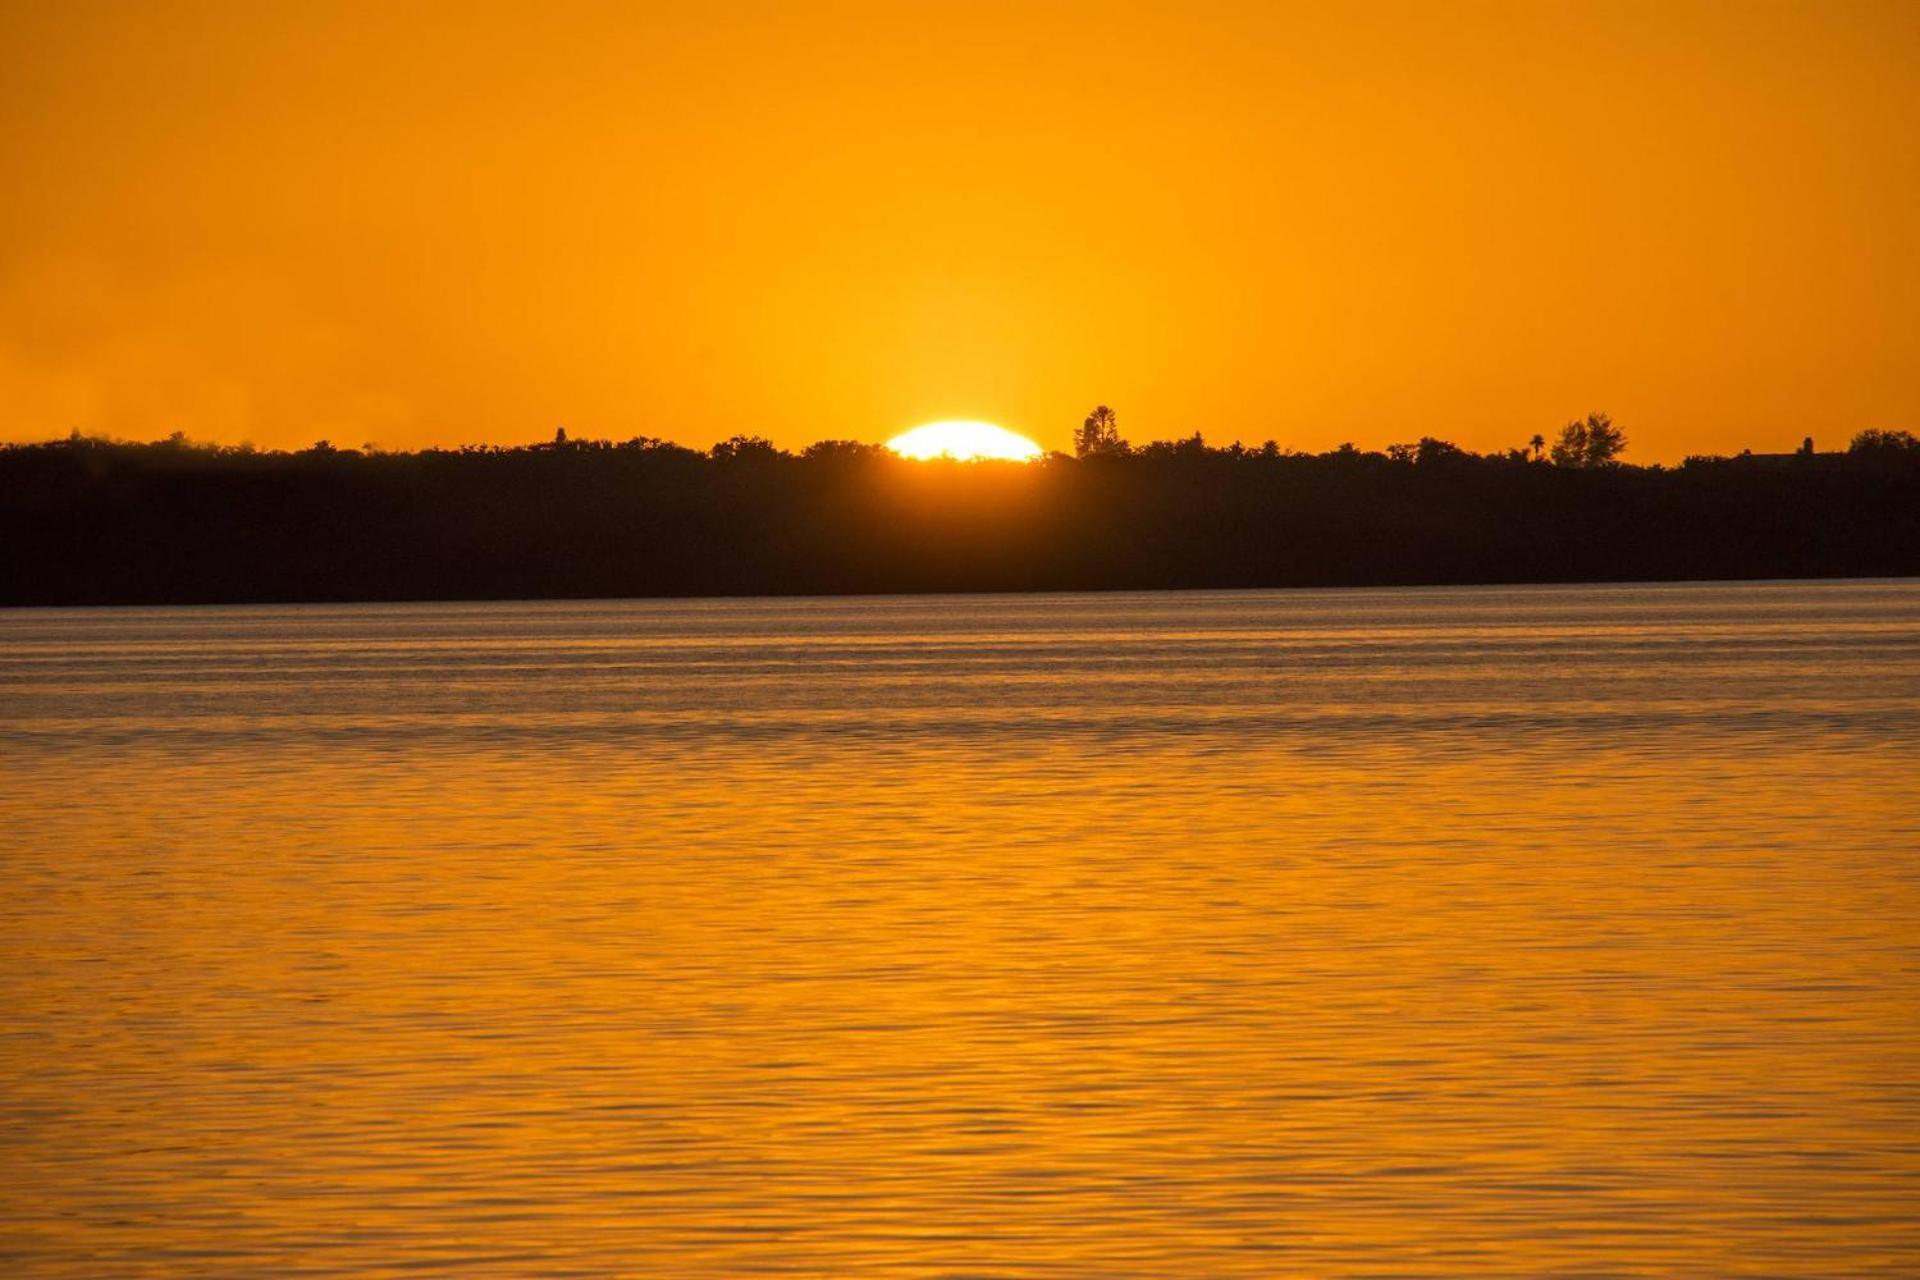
[887,421,1045,462]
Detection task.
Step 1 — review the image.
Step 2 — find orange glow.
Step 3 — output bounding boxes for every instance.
[0,2,1914,460]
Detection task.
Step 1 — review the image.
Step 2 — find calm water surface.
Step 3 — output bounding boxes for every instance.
[2,582,1917,1276]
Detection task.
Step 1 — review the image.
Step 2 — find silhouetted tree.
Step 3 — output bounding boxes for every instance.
[711,435,785,462]
[801,439,888,461]
[1139,432,1207,459]
[1850,428,1919,452]
[1584,413,1627,465]
[1076,405,1126,458]
[1529,433,1546,462]
[1550,412,1627,467]
[1414,437,1469,466]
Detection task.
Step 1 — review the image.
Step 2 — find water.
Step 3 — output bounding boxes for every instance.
[2,581,1917,1276]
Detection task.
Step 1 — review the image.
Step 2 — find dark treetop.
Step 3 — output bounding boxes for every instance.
[3,421,1916,606]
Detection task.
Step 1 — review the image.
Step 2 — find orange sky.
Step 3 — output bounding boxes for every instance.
[1,1,1914,461]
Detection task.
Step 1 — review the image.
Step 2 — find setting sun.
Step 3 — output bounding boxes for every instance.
[887,421,1044,462]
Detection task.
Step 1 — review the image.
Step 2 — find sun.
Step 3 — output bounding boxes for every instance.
[887,420,1044,462]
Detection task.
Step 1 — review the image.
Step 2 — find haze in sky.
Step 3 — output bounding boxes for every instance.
[1,1,1914,460]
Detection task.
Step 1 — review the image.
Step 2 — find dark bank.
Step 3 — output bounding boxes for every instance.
[3,424,1916,606]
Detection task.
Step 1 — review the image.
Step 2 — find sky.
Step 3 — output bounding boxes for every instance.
[1,0,1914,461]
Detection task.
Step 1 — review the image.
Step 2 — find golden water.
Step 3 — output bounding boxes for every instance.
[2,582,1917,1275]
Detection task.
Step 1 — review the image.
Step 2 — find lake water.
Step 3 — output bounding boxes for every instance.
[2,581,1917,1276]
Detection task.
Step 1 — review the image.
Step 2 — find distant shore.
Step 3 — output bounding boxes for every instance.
[4,433,1916,607]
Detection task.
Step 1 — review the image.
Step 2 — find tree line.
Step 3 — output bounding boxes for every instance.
[1,413,1915,605]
